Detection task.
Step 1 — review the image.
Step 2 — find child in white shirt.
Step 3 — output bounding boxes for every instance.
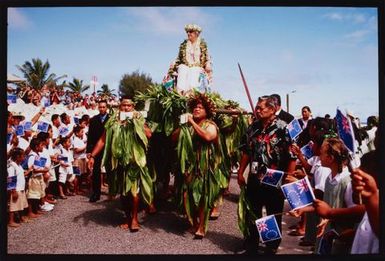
[58,136,74,199]
[7,148,31,227]
[72,125,87,195]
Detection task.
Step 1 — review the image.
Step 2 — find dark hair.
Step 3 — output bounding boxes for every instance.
[258,95,277,110]
[187,93,216,119]
[30,137,43,151]
[73,125,83,134]
[51,114,59,122]
[367,116,378,128]
[98,99,108,105]
[81,114,90,123]
[10,147,25,161]
[60,113,67,122]
[302,106,311,113]
[59,136,70,146]
[323,138,350,173]
[120,95,133,102]
[37,131,49,141]
[270,94,281,106]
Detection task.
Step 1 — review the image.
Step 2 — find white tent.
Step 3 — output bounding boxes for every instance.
[7,74,25,83]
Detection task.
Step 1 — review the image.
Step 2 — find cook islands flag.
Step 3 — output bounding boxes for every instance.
[281,176,315,210]
[255,215,282,243]
[287,119,303,141]
[261,168,284,187]
[335,108,355,153]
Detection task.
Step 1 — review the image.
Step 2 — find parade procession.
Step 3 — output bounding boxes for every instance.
[6,18,380,256]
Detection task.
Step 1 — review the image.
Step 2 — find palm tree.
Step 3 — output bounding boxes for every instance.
[97,84,116,98]
[66,78,90,94]
[16,58,67,90]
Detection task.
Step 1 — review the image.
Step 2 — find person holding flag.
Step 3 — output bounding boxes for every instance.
[237,95,296,255]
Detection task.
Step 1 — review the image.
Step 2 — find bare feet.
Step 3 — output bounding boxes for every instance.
[194,229,205,239]
[8,222,20,228]
[119,217,131,230]
[209,207,220,220]
[27,212,40,219]
[147,203,157,214]
[20,216,30,223]
[130,219,140,232]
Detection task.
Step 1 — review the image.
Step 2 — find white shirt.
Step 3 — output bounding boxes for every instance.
[72,136,86,159]
[7,160,26,191]
[58,147,74,175]
[326,167,356,208]
[17,137,30,151]
[52,125,60,140]
[351,212,379,254]
[307,156,331,192]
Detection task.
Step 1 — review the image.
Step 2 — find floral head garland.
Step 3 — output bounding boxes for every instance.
[188,92,216,119]
[184,24,202,33]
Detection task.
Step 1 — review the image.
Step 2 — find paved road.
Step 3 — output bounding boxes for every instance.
[7,174,313,255]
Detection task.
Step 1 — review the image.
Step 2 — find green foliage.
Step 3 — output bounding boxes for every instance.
[16,58,67,90]
[66,77,90,94]
[97,84,116,99]
[119,70,154,98]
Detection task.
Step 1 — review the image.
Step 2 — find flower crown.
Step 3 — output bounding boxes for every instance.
[184,24,202,33]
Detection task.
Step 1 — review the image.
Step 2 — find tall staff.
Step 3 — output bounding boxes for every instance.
[237,63,256,118]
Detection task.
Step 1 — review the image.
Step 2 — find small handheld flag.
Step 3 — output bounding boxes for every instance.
[7,94,17,104]
[255,215,282,243]
[7,176,17,191]
[59,127,69,137]
[34,157,47,168]
[73,166,81,175]
[37,121,49,133]
[287,119,303,141]
[335,109,355,153]
[261,168,284,187]
[73,117,79,125]
[281,176,315,210]
[24,121,32,131]
[300,141,314,159]
[58,156,68,163]
[7,133,13,144]
[15,125,25,136]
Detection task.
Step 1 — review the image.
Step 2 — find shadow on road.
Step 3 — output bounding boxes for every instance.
[205,230,244,254]
[72,199,125,227]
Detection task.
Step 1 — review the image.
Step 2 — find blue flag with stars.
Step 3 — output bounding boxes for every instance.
[7,176,17,191]
[255,215,282,243]
[287,119,303,141]
[261,168,284,187]
[281,176,315,210]
[335,108,355,153]
[300,141,314,159]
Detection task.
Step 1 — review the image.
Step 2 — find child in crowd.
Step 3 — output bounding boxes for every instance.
[288,118,333,245]
[57,136,74,199]
[26,137,49,218]
[7,148,31,227]
[72,125,88,195]
[37,130,57,207]
[293,138,364,254]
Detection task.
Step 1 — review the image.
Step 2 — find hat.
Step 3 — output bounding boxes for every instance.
[184,24,202,33]
[11,111,25,120]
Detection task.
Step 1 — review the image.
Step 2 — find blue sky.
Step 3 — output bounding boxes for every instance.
[7,6,379,121]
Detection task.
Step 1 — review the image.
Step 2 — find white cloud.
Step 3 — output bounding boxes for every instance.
[344,29,370,41]
[121,7,217,35]
[323,12,367,24]
[324,12,344,21]
[8,8,32,30]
